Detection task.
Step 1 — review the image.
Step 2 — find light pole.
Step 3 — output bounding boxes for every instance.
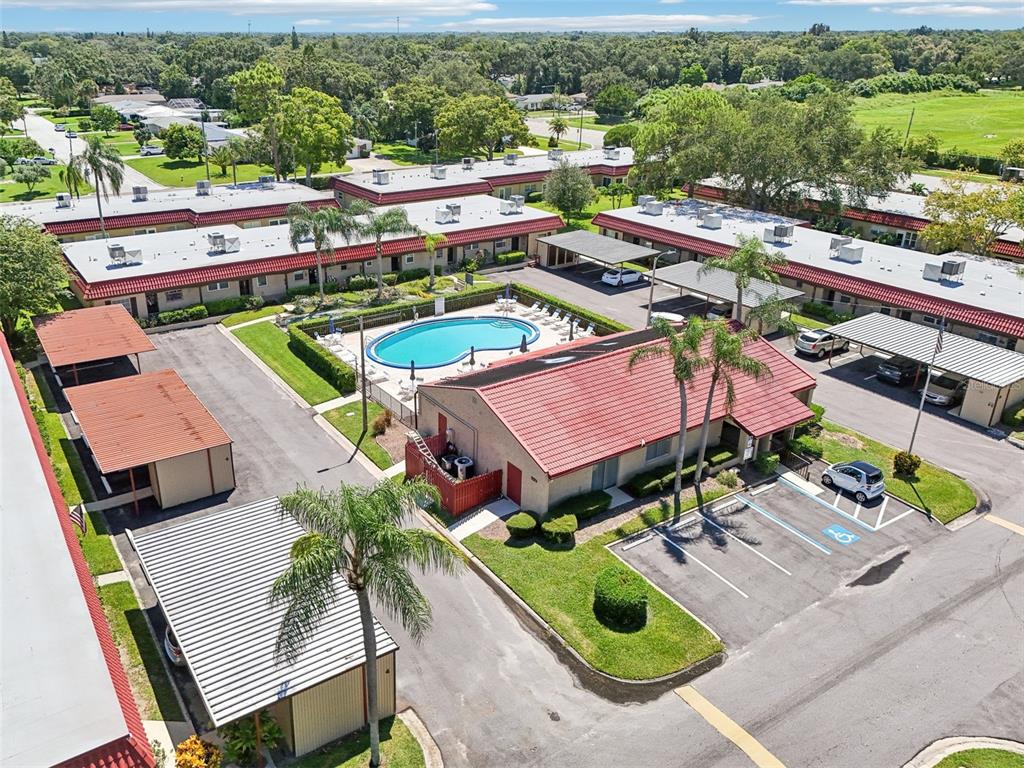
[907,318,945,456]
[200,112,211,181]
[645,249,677,327]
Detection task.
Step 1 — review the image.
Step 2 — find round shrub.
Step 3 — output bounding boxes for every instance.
[540,513,577,545]
[593,564,648,629]
[505,511,537,538]
[716,469,739,489]
[893,450,921,477]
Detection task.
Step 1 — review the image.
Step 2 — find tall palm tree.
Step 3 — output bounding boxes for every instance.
[690,320,771,491]
[208,145,235,177]
[549,117,569,145]
[627,318,706,515]
[271,479,462,768]
[287,202,359,305]
[700,235,788,322]
[421,231,449,290]
[226,137,246,186]
[59,162,87,200]
[348,200,419,301]
[72,136,124,238]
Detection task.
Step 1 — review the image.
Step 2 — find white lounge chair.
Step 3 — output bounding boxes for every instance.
[524,301,541,317]
[542,309,562,326]
[365,365,388,383]
[580,323,595,337]
[398,379,415,400]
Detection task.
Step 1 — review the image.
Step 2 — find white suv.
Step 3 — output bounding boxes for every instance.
[795,329,849,358]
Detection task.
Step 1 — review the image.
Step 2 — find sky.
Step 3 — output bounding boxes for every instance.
[2,0,1022,34]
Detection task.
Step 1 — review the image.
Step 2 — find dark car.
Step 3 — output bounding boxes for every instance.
[876,355,919,385]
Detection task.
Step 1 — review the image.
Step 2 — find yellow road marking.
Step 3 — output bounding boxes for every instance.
[984,514,1024,537]
[675,686,786,768]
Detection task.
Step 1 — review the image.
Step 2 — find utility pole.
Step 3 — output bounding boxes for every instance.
[908,317,944,456]
[200,113,211,181]
[578,108,584,150]
[900,107,915,157]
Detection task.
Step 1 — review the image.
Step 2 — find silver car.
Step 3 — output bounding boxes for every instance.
[922,374,966,406]
[795,329,849,358]
[821,461,885,503]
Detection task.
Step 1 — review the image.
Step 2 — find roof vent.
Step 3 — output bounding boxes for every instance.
[430,164,447,180]
[548,148,564,161]
[503,153,518,166]
[923,262,943,282]
[701,212,722,229]
[222,236,241,253]
[641,200,664,216]
[445,202,461,219]
[941,258,966,281]
[132,185,148,202]
[603,147,620,160]
[835,244,864,264]
[773,224,794,243]
[258,175,275,189]
[107,243,126,262]
[510,194,525,208]
[462,157,475,170]
[196,179,212,196]
[56,192,72,208]
[207,231,226,252]
[372,169,390,185]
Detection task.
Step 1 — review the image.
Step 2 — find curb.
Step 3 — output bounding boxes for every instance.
[397,708,444,768]
[903,736,1024,768]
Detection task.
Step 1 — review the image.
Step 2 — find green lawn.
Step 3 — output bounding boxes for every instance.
[465,514,723,680]
[580,116,634,133]
[370,141,526,167]
[934,749,1024,768]
[915,167,1002,185]
[790,312,830,331]
[819,420,976,524]
[126,156,350,187]
[0,165,94,203]
[851,89,1024,156]
[222,305,283,327]
[530,134,591,151]
[527,193,621,232]
[98,582,184,721]
[323,402,395,470]
[293,717,424,768]
[233,322,342,406]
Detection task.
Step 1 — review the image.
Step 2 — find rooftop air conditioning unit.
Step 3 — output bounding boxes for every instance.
[258,175,275,189]
[56,193,72,208]
[836,244,864,264]
[603,147,620,161]
[941,259,966,280]
[107,243,126,263]
[207,231,226,252]
[503,153,518,166]
[430,165,447,180]
[372,169,390,185]
[196,179,212,196]
[434,207,454,224]
[763,227,778,244]
[923,262,943,282]
[830,236,853,252]
[132,185,148,202]
[642,200,664,216]
[701,212,723,230]
[548,148,564,161]
[637,194,656,208]
[462,157,475,170]
[499,199,517,215]
[510,194,525,212]
[223,236,241,253]
[774,224,794,240]
[445,202,461,218]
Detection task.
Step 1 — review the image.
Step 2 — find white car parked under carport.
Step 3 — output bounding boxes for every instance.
[601,268,643,287]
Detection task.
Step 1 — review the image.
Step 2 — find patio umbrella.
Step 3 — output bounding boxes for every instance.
[520,334,528,353]
[469,346,476,367]
[410,360,416,381]
[568,319,575,341]
[504,282,511,300]
[328,316,335,334]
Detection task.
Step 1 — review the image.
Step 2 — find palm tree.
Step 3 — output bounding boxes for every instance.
[700,235,788,322]
[59,162,87,200]
[226,137,246,186]
[208,145,235,177]
[627,318,706,515]
[549,117,569,145]
[421,231,449,290]
[348,200,419,301]
[690,320,771,491]
[349,102,378,143]
[71,136,124,238]
[270,479,462,768]
[287,202,360,305]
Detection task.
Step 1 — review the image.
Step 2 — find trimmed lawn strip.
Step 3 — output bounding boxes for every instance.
[126,157,352,187]
[0,166,93,203]
[527,194,620,233]
[233,322,341,405]
[98,582,184,721]
[529,134,590,151]
[222,305,283,327]
[790,312,830,331]
[934,749,1024,768]
[323,401,395,470]
[820,420,975,524]
[292,716,424,768]
[915,167,1001,184]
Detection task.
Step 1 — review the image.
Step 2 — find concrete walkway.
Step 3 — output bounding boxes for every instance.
[313,392,363,414]
[448,497,520,541]
[903,737,1024,767]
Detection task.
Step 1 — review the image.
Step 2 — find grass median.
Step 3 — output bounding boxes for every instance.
[222,305,283,327]
[293,716,423,768]
[322,401,395,470]
[233,322,341,406]
[934,749,1024,768]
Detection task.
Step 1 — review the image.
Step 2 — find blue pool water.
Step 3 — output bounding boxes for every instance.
[367,316,540,368]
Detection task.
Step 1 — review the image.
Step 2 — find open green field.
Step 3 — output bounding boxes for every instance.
[0,165,94,203]
[323,401,395,470]
[530,134,590,151]
[127,156,349,186]
[851,89,1024,156]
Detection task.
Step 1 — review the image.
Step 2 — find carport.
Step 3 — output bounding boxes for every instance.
[647,261,804,328]
[537,229,658,270]
[825,312,1024,427]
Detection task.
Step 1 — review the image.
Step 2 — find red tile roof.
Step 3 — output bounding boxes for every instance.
[33,305,156,368]
[437,330,814,477]
[0,335,154,768]
[65,368,231,473]
[74,216,563,300]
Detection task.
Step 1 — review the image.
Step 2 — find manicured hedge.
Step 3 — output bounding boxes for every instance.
[1003,403,1024,428]
[540,513,578,545]
[506,511,538,538]
[754,452,780,475]
[495,251,526,266]
[287,324,356,394]
[548,490,612,521]
[788,434,824,458]
[204,296,257,316]
[512,283,630,335]
[151,304,208,326]
[593,563,648,629]
[799,301,853,325]
[623,447,738,498]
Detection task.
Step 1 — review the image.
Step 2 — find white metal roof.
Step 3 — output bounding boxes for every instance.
[1,351,129,765]
[826,312,1024,387]
[538,229,658,265]
[651,260,805,308]
[598,199,1024,320]
[130,498,398,727]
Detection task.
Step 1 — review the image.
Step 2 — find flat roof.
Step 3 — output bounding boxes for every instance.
[64,194,561,287]
[595,199,1024,325]
[1,181,331,230]
[33,304,156,368]
[1,338,141,767]
[826,312,1024,387]
[65,368,231,473]
[651,261,804,308]
[538,229,659,266]
[131,498,399,726]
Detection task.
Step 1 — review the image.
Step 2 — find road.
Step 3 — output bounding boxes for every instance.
[525,116,607,151]
[23,109,165,191]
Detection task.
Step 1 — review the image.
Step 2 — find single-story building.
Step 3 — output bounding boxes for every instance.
[413,325,816,514]
[144,115,242,146]
[593,198,1024,352]
[62,195,562,319]
[33,304,156,385]
[536,228,659,270]
[130,498,398,757]
[1,334,155,768]
[64,368,235,511]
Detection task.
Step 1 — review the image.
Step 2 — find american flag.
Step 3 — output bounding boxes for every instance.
[69,504,87,535]
[934,320,945,357]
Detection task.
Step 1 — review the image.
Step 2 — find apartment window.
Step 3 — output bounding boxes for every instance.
[164,289,183,302]
[921,314,940,326]
[794,280,804,288]
[904,232,919,249]
[241,220,261,229]
[977,331,1001,345]
[255,275,269,288]
[293,271,306,281]
[85,233,105,241]
[838,295,852,304]
[134,227,156,235]
[494,240,507,250]
[897,310,912,321]
[645,438,671,463]
[404,253,415,264]
[207,281,229,292]
[268,218,287,226]
[364,260,374,267]
[880,307,891,315]
[468,243,479,251]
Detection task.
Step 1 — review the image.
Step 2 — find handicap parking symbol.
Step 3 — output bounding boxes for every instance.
[823,524,860,546]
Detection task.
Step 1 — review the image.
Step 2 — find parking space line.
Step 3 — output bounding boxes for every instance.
[983,514,1024,537]
[875,509,914,530]
[675,686,787,768]
[778,477,876,533]
[700,513,793,576]
[852,500,862,519]
[833,491,843,507]
[736,495,832,555]
[873,496,890,529]
[653,529,750,598]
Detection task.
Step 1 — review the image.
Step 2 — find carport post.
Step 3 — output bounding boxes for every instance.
[828,336,836,368]
[128,466,139,516]
[645,249,676,327]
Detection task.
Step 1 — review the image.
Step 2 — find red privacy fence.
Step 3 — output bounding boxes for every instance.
[405,433,503,517]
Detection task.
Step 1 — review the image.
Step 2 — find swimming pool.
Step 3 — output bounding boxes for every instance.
[367,316,540,368]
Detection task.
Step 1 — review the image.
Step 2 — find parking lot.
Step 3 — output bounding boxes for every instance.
[614,474,942,648]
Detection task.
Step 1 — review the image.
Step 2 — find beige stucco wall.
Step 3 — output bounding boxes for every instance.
[959,381,1004,427]
[152,444,234,509]
[157,285,203,312]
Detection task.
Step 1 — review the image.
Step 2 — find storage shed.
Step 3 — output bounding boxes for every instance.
[130,498,398,757]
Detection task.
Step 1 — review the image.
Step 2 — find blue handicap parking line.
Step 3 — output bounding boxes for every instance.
[822,524,860,546]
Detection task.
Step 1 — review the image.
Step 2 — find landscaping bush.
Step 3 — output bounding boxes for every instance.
[540,513,578,545]
[153,304,208,326]
[495,251,526,266]
[788,434,824,458]
[202,296,249,316]
[78,119,93,132]
[799,301,853,325]
[174,735,222,768]
[603,123,638,148]
[593,563,648,629]
[708,447,738,467]
[370,410,391,436]
[287,324,356,394]
[754,452,781,475]
[1002,403,1024,428]
[505,511,538,538]
[893,450,922,477]
[395,267,430,283]
[717,469,739,489]
[525,191,543,203]
[346,273,375,291]
[382,272,399,286]
[455,257,479,273]
[218,710,283,768]
[549,490,612,521]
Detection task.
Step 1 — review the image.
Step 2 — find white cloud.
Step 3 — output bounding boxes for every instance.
[659,0,686,5]
[887,2,1022,12]
[784,0,1018,4]
[443,13,760,31]
[294,17,330,25]
[4,0,495,15]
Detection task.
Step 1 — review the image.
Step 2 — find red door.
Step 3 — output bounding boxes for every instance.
[438,413,447,437]
[506,462,522,505]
